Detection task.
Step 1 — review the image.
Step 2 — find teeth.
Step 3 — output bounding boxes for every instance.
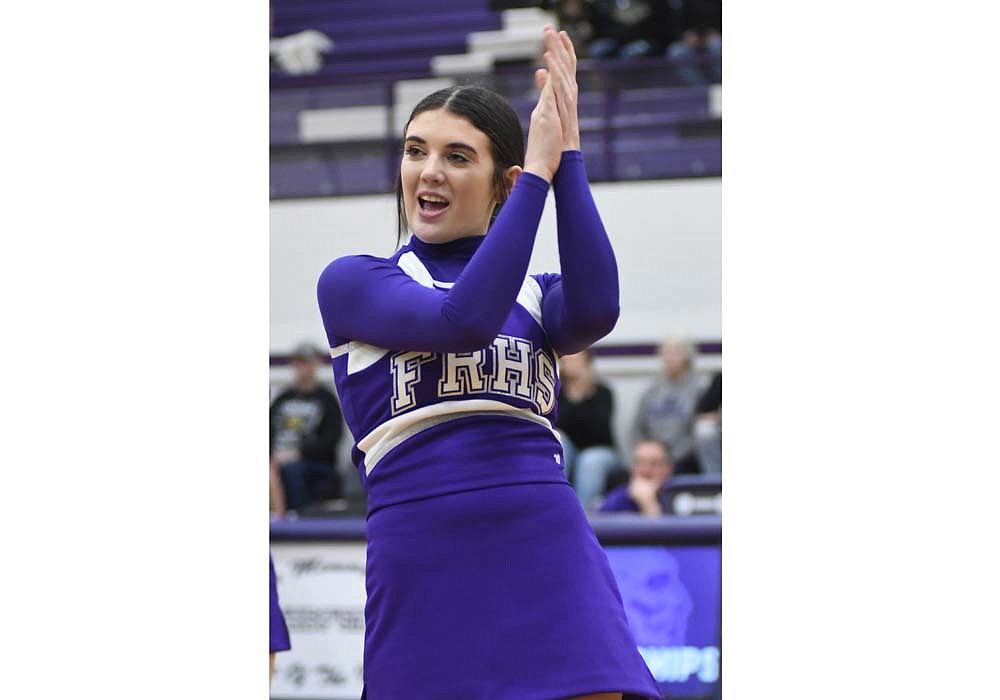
[420,195,448,203]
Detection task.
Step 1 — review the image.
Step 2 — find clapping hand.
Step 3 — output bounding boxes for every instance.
[535,26,581,152]
[523,26,582,182]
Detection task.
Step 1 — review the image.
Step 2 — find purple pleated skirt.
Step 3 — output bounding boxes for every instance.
[362,482,661,700]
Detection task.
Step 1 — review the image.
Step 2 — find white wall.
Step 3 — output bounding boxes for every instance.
[270,176,721,352]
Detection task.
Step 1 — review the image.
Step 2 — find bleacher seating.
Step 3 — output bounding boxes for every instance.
[269,1,722,198]
[271,0,501,87]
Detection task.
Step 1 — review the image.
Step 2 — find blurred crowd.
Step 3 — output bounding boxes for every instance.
[270,336,721,520]
[549,0,721,62]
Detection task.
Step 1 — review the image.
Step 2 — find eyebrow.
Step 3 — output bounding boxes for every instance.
[404,135,479,155]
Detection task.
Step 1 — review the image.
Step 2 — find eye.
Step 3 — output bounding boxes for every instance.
[403,145,424,157]
[448,152,469,163]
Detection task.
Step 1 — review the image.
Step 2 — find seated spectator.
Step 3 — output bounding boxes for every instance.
[599,439,674,516]
[556,350,622,510]
[632,336,708,474]
[269,342,343,517]
[586,0,678,60]
[693,370,721,474]
[665,0,721,83]
[552,0,595,58]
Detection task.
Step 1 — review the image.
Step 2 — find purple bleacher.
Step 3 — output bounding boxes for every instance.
[319,32,471,62]
[271,159,337,198]
[272,0,494,32]
[277,56,432,82]
[270,91,311,146]
[273,10,499,41]
[270,0,499,89]
[302,84,392,109]
[331,157,392,195]
[617,86,710,113]
[613,136,722,179]
[270,116,299,146]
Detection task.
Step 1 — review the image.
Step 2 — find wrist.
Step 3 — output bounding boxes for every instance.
[522,164,553,184]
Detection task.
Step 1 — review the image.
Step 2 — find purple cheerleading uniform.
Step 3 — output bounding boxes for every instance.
[270,553,291,654]
[318,151,660,700]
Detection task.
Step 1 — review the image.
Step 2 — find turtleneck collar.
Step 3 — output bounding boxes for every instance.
[408,233,486,262]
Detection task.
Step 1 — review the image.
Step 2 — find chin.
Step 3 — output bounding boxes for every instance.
[410,226,448,243]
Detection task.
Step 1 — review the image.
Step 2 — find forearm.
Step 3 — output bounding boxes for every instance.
[546,151,620,352]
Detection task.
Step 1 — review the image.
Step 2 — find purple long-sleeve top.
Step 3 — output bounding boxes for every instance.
[317,151,620,512]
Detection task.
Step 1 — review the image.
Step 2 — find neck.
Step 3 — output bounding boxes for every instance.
[409,232,487,261]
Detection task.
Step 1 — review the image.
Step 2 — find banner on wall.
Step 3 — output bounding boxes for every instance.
[271,543,367,700]
[604,545,722,698]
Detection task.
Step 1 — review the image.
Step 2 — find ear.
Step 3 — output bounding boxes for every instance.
[504,164,523,193]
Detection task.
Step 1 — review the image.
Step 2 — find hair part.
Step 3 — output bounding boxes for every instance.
[395,85,526,249]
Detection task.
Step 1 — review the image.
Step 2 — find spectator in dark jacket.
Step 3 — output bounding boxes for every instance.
[269,342,343,517]
[586,0,679,60]
[557,349,622,510]
[665,0,722,83]
[693,371,721,474]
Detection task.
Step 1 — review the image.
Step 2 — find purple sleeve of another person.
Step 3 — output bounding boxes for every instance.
[541,151,620,356]
[598,486,638,513]
[317,173,550,353]
[270,554,291,653]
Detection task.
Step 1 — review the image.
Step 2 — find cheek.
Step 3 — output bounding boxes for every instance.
[400,168,418,208]
[465,175,496,216]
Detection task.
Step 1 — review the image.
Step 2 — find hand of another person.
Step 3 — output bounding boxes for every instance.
[535,26,581,152]
[274,449,301,464]
[523,28,565,182]
[628,476,664,516]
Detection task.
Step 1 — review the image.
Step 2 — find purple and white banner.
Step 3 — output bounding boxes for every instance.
[270,543,367,699]
[605,545,722,698]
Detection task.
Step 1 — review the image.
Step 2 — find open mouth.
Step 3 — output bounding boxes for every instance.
[418,194,450,214]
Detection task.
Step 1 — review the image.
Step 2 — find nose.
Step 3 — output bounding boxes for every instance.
[420,154,446,184]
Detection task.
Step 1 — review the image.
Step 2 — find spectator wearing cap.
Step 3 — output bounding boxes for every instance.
[599,439,674,517]
[269,342,343,517]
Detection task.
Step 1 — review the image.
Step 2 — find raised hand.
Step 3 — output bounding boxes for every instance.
[523,45,564,183]
[535,26,581,152]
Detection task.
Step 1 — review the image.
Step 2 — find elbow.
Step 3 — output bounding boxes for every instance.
[557,306,619,356]
[595,302,620,337]
[580,301,620,340]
